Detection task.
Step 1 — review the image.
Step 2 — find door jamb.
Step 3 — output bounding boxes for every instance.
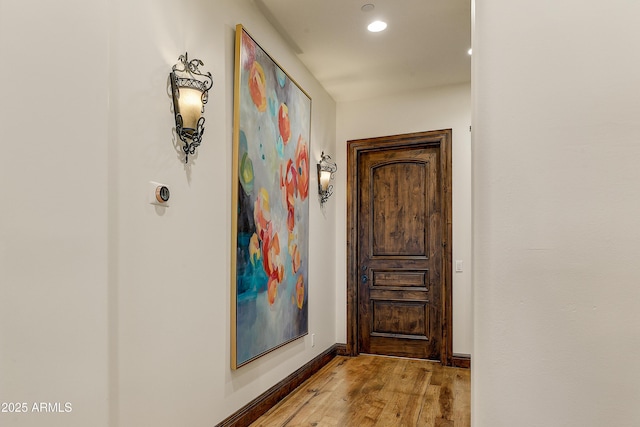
[346,129,453,365]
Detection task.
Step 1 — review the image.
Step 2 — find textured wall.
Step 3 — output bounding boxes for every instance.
[0,0,338,426]
[0,1,109,426]
[336,83,473,354]
[473,1,640,425]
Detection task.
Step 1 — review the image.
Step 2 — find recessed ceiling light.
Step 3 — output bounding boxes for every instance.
[368,20,387,32]
[361,4,375,12]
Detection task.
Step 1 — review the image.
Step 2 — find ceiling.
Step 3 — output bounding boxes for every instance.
[256,0,471,102]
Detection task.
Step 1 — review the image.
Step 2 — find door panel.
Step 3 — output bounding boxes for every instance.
[371,301,428,336]
[371,162,427,256]
[372,270,427,288]
[358,147,442,360]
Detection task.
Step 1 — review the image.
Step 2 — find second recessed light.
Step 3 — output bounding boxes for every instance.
[368,20,387,32]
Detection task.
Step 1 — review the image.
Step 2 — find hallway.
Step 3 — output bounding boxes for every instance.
[250,355,470,426]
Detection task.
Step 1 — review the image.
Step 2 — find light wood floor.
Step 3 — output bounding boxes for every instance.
[250,355,470,427]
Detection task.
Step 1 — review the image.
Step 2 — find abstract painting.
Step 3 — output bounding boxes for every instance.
[231,24,311,369]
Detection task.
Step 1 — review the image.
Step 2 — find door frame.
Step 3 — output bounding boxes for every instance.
[346,129,453,365]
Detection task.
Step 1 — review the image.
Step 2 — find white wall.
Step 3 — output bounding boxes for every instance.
[473,1,640,426]
[335,83,472,355]
[110,0,337,426]
[1,0,337,426]
[0,1,109,426]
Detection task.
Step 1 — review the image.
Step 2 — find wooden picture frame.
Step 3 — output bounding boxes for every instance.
[231,24,312,369]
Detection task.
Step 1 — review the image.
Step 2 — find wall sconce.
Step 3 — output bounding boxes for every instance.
[317,152,337,206]
[170,52,213,163]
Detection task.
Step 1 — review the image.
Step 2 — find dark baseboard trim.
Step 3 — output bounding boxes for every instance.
[452,353,471,369]
[215,344,340,427]
[335,343,349,356]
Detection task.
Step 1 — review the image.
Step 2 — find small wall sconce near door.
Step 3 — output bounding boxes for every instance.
[170,52,213,163]
[317,152,337,206]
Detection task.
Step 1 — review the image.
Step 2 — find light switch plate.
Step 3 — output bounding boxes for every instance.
[455,260,463,272]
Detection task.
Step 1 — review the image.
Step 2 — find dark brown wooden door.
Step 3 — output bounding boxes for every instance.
[356,144,444,360]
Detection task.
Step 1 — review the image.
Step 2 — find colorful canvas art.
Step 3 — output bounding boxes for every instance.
[231,24,311,369]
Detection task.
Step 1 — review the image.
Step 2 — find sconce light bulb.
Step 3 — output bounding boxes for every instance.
[178,88,204,130]
[320,170,331,191]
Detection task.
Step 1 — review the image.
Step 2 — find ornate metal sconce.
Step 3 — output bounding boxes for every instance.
[170,52,213,163]
[317,152,337,206]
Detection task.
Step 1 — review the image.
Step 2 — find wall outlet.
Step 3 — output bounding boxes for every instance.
[311,333,315,347]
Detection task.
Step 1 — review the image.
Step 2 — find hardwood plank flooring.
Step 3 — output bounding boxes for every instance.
[250,355,470,427]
